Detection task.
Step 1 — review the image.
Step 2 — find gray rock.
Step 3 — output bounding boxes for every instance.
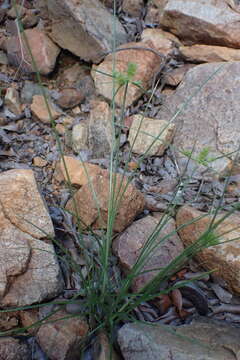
[118,318,240,360]
[47,0,127,63]
[161,0,240,48]
[21,81,49,104]
[157,61,240,175]
[0,337,30,360]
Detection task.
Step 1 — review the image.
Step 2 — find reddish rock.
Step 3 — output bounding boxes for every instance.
[36,310,88,360]
[141,28,180,56]
[54,156,106,187]
[113,215,183,291]
[56,88,85,109]
[179,44,240,63]
[6,28,60,75]
[93,41,161,107]
[31,95,61,124]
[66,171,145,232]
[176,205,240,294]
[0,169,63,307]
[161,0,240,48]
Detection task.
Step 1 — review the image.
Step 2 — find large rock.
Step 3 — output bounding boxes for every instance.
[0,169,63,306]
[161,0,240,48]
[47,0,127,63]
[36,309,88,360]
[93,41,161,107]
[113,215,183,291]
[180,44,240,63]
[66,171,145,233]
[176,205,240,295]
[157,61,240,175]
[6,28,60,75]
[118,318,240,360]
[128,114,175,156]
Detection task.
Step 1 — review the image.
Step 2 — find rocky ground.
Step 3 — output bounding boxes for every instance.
[1,0,240,359]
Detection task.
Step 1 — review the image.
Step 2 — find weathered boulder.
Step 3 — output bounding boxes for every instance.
[180,44,240,63]
[93,41,161,107]
[163,64,195,86]
[113,215,183,291]
[118,318,240,360]
[36,309,88,360]
[0,169,63,307]
[161,0,240,48]
[4,87,21,115]
[47,0,127,63]
[66,171,145,232]
[128,114,175,156]
[157,61,240,175]
[6,28,60,75]
[176,205,240,294]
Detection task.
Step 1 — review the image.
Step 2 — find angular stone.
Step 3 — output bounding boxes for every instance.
[66,171,145,233]
[93,41,161,107]
[55,156,106,187]
[72,121,89,154]
[36,309,88,360]
[4,87,22,115]
[128,114,175,156]
[6,28,60,75]
[180,44,240,63]
[161,0,240,48]
[118,318,240,360]
[113,215,183,291]
[141,28,179,55]
[176,205,240,294]
[157,62,240,175]
[56,88,85,109]
[0,169,63,306]
[122,0,144,17]
[31,95,61,124]
[0,337,30,360]
[88,100,113,158]
[47,0,127,63]
[163,64,195,86]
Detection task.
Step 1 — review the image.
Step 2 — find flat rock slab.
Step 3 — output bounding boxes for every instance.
[157,61,240,175]
[161,0,240,48]
[47,0,127,63]
[118,318,240,360]
[176,205,240,295]
[113,215,183,291]
[0,169,63,307]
